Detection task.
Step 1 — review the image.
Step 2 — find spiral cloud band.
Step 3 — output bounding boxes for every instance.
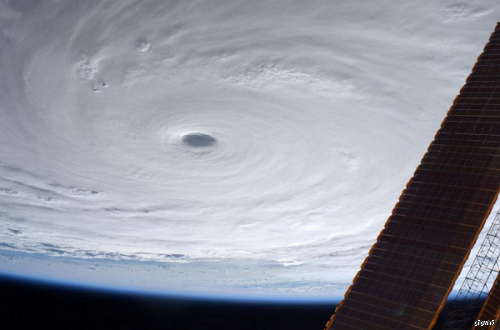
[0,0,499,298]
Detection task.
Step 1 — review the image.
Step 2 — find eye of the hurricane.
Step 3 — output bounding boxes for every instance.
[181,133,217,148]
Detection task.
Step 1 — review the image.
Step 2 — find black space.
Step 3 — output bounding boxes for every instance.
[0,275,337,330]
[0,274,482,330]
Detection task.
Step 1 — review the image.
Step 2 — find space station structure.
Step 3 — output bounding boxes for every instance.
[474,273,500,330]
[325,22,500,330]
[443,209,500,330]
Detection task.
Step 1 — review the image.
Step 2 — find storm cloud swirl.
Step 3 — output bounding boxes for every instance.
[0,0,498,297]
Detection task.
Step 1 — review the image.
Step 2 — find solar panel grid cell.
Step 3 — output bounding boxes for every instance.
[364,262,449,294]
[423,154,500,167]
[375,259,459,282]
[457,89,500,95]
[363,263,453,290]
[432,140,500,151]
[480,48,500,53]
[474,62,500,67]
[447,115,500,122]
[451,103,500,110]
[368,255,448,277]
[463,91,500,99]
[400,194,491,211]
[354,273,438,295]
[470,69,500,76]
[424,148,500,161]
[377,232,438,248]
[483,45,500,51]
[348,288,433,314]
[409,178,494,190]
[352,269,447,303]
[390,215,476,233]
[409,179,498,194]
[375,241,465,264]
[476,60,500,67]
[330,319,364,330]
[385,222,475,244]
[382,228,469,251]
[478,47,499,55]
[448,118,499,125]
[448,127,500,135]
[419,163,500,176]
[394,207,484,225]
[404,188,494,206]
[334,311,404,330]
[487,33,500,39]
[400,198,476,212]
[395,209,476,223]
[428,146,500,158]
[467,79,500,86]
[440,123,500,135]
[476,64,500,71]
[340,298,427,328]
[460,80,500,85]
[370,249,461,275]
[411,171,500,189]
[398,200,487,216]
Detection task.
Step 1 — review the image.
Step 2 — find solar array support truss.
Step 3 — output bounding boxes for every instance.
[443,209,500,330]
[325,22,500,330]
[473,271,500,330]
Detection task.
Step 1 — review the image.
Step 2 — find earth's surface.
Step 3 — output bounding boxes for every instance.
[0,0,499,301]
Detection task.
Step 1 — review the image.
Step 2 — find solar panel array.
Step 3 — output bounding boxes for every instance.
[474,272,500,330]
[325,22,500,330]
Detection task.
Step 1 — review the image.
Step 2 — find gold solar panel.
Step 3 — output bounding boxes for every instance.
[325,22,500,330]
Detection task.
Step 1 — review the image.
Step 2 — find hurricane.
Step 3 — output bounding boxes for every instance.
[0,0,498,298]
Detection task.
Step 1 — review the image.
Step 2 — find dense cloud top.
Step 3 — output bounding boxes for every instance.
[0,0,498,298]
